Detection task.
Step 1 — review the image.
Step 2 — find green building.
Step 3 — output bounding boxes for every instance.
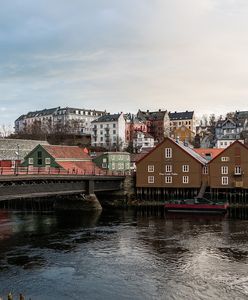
[93,152,130,172]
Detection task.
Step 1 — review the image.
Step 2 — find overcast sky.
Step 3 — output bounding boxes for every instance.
[1,0,248,125]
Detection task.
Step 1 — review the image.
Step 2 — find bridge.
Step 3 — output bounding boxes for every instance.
[0,174,126,210]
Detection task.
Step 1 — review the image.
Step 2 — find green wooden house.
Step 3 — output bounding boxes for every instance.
[93,152,131,172]
[21,144,101,174]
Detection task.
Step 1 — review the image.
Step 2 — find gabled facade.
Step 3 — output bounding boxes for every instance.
[22,144,101,174]
[91,113,126,150]
[136,137,207,188]
[208,141,248,189]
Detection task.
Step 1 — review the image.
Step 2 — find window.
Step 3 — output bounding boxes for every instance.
[148,176,154,184]
[221,157,229,162]
[28,158,34,165]
[165,165,172,173]
[148,165,154,172]
[182,165,189,172]
[182,176,189,184]
[165,148,172,158]
[113,124,116,128]
[203,166,208,174]
[45,158,51,165]
[221,166,228,175]
[222,176,228,185]
[102,163,107,168]
[118,163,124,169]
[112,162,115,169]
[235,166,241,175]
[165,176,172,183]
[113,130,116,134]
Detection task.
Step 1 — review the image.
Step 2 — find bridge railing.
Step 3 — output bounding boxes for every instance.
[0,166,133,177]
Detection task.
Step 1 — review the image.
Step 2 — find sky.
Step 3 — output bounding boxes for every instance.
[1,0,248,125]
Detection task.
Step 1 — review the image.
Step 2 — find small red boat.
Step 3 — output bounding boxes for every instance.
[165,198,229,214]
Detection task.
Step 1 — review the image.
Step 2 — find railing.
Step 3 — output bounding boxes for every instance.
[0,166,134,177]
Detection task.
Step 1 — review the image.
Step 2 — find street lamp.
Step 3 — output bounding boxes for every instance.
[15,144,20,175]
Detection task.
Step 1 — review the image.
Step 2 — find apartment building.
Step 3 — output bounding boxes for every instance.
[15,107,106,135]
[91,113,126,150]
[169,111,196,134]
[137,109,170,142]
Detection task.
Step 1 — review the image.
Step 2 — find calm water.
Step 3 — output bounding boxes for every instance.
[0,209,248,300]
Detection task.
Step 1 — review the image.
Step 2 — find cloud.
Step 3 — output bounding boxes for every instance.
[1,0,248,124]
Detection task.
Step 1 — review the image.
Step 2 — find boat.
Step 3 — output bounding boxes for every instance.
[164,197,229,214]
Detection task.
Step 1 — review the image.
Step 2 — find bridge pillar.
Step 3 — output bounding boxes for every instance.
[87,180,95,194]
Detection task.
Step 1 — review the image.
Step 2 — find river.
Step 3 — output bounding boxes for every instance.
[0,209,248,300]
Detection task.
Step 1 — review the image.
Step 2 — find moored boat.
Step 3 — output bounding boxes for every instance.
[165,198,229,214]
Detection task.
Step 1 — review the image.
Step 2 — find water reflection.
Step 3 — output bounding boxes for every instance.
[0,209,248,300]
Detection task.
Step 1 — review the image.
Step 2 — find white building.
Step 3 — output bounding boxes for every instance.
[133,131,154,152]
[91,113,126,150]
[53,107,105,135]
[216,134,244,148]
[15,107,106,135]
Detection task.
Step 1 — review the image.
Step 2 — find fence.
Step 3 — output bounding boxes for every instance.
[0,166,134,177]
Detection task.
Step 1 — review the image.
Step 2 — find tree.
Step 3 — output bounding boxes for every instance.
[209,114,216,127]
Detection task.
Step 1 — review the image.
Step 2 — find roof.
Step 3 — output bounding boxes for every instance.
[92,114,121,123]
[56,107,106,115]
[57,161,103,174]
[193,148,224,160]
[25,107,59,118]
[235,111,248,120]
[42,145,91,160]
[209,140,248,164]
[0,139,49,161]
[169,111,194,120]
[137,110,167,121]
[133,131,154,139]
[137,137,207,165]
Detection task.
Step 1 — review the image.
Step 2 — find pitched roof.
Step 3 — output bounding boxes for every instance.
[193,148,224,160]
[138,110,167,121]
[57,161,103,174]
[92,114,121,123]
[42,145,91,160]
[25,107,59,118]
[169,111,194,120]
[137,137,207,165]
[0,139,49,161]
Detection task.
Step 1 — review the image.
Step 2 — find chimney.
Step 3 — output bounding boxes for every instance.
[147,110,149,113]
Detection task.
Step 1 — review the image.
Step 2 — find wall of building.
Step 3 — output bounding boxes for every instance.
[136,139,204,188]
